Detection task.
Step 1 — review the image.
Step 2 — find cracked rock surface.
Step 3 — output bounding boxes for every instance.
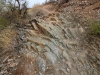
[13,9,100,75]
[0,1,100,74]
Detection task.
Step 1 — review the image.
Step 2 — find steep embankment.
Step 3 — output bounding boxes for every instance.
[0,0,100,75]
[14,4,100,75]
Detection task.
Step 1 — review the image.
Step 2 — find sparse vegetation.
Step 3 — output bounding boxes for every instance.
[88,21,100,35]
[0,0,28,27]
[0,26,16,51]
[0,17,8,30]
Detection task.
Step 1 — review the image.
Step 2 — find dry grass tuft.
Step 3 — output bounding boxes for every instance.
[28,4,49,18]
[0,26,17,53]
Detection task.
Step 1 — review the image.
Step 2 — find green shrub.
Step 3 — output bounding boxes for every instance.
[0,17,8,30]
[89,21,100,35]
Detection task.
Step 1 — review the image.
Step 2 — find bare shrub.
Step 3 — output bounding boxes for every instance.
[45,0,69,5]
[57,0,69,5]
[0,0,28,25]
[44,0,56,4]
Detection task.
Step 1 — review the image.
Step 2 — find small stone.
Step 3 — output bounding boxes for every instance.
[3,56,9,63]
[97,61,100,65]
[10,63,17,67]
[18,56,21,58]
[97,54,100,60]
[8,59,13,62]
[0,70,5,74]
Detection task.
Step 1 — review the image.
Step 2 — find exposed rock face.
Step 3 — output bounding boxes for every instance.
[12,8,100,75]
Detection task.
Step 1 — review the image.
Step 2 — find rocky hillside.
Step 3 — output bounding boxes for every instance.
[0,0,100,75]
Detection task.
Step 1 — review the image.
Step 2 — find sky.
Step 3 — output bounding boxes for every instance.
[27,0,46,8]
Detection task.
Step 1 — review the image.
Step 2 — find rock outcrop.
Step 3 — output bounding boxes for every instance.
[0,1,100,75]
[13,8,100,75]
